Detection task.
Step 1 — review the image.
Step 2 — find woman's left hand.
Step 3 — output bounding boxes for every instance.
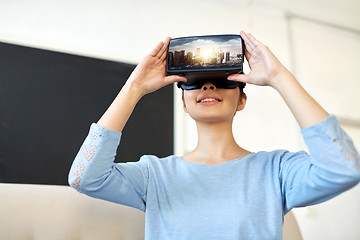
[227,31,290,88]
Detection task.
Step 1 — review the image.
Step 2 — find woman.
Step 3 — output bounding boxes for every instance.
[69,31,360,239]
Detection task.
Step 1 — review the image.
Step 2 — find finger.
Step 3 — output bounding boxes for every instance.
[158,37,171,60]
[239,32,251,62]
[227,73,249,83]
[243,45,251,62]
[243,36,255,52]
[160,49,168,62]
[164,75,187,85]
[240,31,255,51]
[150,41,164,57]
[247,33,262,47]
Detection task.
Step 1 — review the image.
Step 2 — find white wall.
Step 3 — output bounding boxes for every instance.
[1,0,359,239]
[288,15,360,240]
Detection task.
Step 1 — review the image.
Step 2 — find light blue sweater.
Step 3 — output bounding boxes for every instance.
[69,115,360,239]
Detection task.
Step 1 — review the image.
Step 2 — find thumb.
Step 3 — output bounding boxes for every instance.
[164,75,187,85]
[227,74,249,83]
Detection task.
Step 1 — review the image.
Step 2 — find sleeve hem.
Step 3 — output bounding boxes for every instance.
[300,114,337,138]
[90,123,122,142]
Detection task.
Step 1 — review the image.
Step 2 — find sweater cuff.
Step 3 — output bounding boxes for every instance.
[301,114,338,140]
[88,123,122,145]
[301,114,360,173]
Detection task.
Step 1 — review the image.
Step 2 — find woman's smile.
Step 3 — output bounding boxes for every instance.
[197,94,222,105]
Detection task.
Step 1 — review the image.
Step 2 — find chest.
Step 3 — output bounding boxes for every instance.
[146,161,282,216]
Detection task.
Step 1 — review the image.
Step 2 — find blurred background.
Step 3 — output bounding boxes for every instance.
[0,0,359,239]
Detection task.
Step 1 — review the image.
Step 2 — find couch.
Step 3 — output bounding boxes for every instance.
[0,183,302,239]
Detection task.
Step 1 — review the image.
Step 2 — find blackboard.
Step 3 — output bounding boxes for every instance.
[0,42,173,185]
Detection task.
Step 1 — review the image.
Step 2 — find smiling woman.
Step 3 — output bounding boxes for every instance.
[68,32,360,240]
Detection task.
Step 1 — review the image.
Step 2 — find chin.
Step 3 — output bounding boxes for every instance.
[190,113,234,124]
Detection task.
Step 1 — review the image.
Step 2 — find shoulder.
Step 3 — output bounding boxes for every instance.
[253,150,309,164]
[138,154,178,166]
[253,149,302,157]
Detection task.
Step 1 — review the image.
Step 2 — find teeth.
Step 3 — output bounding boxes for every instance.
[201,98,218,102]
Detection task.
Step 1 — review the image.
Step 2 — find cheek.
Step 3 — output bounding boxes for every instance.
[221,89,241,103]
[183,91,198,107]
[223,91,243,113]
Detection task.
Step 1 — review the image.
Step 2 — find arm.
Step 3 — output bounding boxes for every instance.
[270,70,329,129]
[68,123,149,211]
[229,31,359,211]
[97,37,186,132]
[228,31,329,129]
[68,37,185,208]
[280,115,360,213]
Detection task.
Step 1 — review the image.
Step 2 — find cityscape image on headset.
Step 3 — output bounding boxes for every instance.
[167,35,243,71]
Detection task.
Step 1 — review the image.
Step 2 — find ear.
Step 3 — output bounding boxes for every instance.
[236,92,247,111]
[182,93,188,113]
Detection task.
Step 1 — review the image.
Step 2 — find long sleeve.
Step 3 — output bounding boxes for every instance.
[68,123,149,212]
[280,114,360,213]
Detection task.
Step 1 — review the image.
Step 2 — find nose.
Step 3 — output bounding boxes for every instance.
[202,82,216,91]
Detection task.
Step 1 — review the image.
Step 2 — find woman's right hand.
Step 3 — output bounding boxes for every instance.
[126,37,187,97]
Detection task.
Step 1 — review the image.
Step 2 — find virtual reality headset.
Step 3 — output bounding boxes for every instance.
[166,34,245,90]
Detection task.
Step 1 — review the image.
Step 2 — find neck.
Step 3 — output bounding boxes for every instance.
[186,119,248,165]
